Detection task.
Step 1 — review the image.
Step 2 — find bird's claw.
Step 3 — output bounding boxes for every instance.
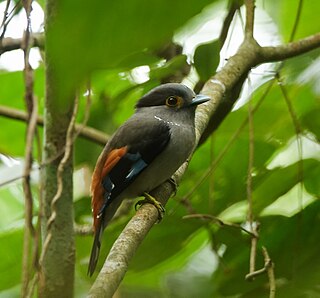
[135,192,165,222]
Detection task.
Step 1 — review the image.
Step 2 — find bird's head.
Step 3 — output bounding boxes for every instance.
[135,83,210,111]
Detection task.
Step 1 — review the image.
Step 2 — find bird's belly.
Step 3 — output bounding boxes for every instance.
[122,125,195,198]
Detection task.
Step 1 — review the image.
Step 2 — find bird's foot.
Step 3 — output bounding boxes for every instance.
[168,178,178,197]
[135,192,165,222]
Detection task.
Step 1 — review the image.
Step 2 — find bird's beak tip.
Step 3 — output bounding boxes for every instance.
[191,94,211,106]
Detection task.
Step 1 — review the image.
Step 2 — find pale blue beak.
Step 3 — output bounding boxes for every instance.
[191,94,210,106]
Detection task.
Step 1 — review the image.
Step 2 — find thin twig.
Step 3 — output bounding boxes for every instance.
[246,246,271,281]
[48,98,78,230]
[208,136,215,209]
[246,83,254,224]
[276,75,302,135]
[0,0,11,37]
[289,0,304,42]
[245,263,267,280]
[183,214,256,237]
[247,78,256,275]
[21,1,38,295]
[245,246,276,298]
[276,74,303,203]
[39,88,92,168]
[0,105,108,145]
[178,197,197,214]
[0,0,22,40]
[21,99,38,296]
[26,272,38,298]
[277,73,304,279]
[262,246,276,298]
[244,0,255,39]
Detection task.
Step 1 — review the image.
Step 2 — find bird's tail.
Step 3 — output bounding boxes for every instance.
[87,216,104,276]
[87,198,123,276]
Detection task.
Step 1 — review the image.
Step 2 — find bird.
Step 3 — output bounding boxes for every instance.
[88,83,210,276]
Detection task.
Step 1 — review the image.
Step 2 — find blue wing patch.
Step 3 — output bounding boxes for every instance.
[124,152,148,181]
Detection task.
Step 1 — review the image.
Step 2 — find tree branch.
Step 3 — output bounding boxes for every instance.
[0,33,44,55]
[260,33,320,62]
[38,1,75,294]
[199,32,320,146]
[88,31,320,297]
[0,105,108,145]
[244,0,255,39]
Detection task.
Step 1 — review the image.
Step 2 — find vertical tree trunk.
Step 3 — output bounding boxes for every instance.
[38,0,75,297]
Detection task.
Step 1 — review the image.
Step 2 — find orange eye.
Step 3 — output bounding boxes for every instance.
[166,96,179,107]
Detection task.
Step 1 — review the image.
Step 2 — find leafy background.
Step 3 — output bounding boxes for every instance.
[0,0,319,297]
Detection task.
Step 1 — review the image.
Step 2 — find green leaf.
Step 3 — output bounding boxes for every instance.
[129,208,203,271]
[122,228,211,294]
[260,0,320,41]
[212,200,320,297]
[304,161,320,196]
[194,39,220,81]
[0,185,24,230]
[48,0,215,104]
[302,108,320,142]
[252,159,318,214]
[0,229,23,291]
[0,68,44,156]
[149,54,188,80]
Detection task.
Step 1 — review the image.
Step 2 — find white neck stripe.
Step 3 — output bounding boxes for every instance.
[154,115,181,127]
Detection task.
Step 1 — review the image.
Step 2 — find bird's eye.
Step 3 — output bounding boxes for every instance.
[166,96,179,107]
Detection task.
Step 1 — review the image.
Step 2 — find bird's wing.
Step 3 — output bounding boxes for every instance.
[91,120,171,228]
[88,119,170,275]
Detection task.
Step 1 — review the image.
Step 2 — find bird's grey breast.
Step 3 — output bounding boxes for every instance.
[122,107,196,197]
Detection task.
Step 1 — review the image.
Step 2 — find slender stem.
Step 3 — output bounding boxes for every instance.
[244,0,255,39]
[0,105,108,145]
[183,214,256,237]
[262,247,276,298]
[246,80,256,275]
[21,2,38,295]
[290,0,304,42]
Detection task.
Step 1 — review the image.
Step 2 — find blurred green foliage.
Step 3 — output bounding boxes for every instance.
[0,0,319,297]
